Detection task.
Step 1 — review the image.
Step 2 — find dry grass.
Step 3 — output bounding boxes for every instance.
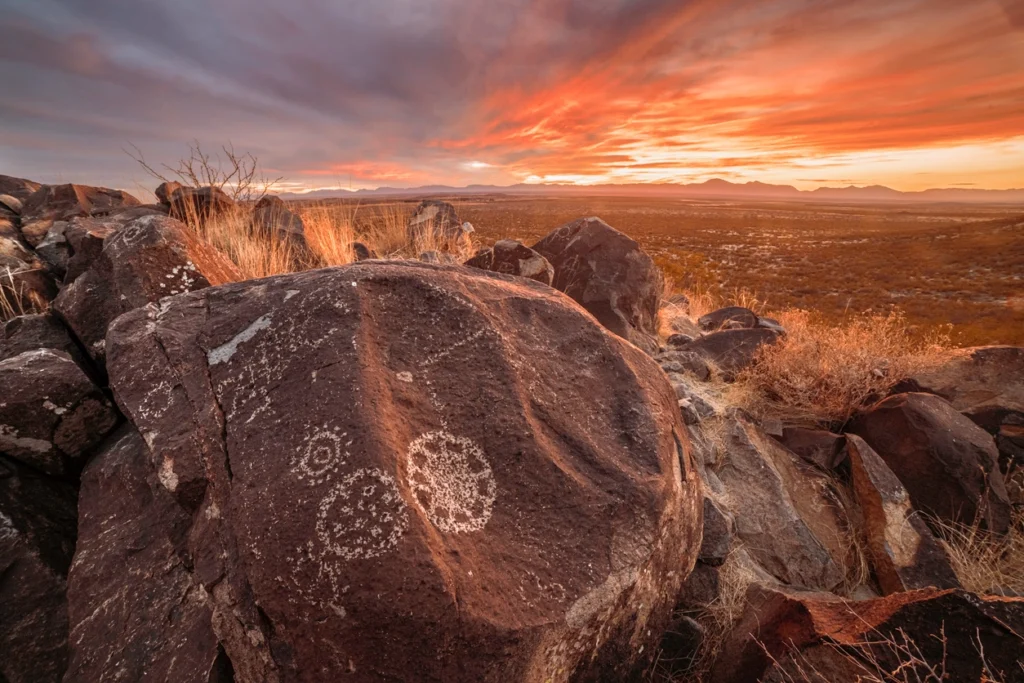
[1,266,49,322]
[934,508,1024,597]
[730,308,951,428]
[179,199,477,281]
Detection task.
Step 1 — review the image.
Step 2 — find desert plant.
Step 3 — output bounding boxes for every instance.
[934,508,1024,597]
[127,141,281,202]
[1,266,48,321]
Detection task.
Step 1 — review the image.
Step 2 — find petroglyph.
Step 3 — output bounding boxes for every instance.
[315,468,408,561]
[295,429,348,484]
[406,431,497,533]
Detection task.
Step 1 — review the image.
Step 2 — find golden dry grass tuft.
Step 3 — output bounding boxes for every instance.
[730,308,952,428]
[1,266,49,322]
[934,509,1024,597]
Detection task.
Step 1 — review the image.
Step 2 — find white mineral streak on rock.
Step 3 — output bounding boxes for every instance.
[0,510,18,542]
[406,431,497,534]
[396,371,414,383]
[0,425,52,453]
[158,457,179,492]
[284,289,300,301]
[207,314,273,366]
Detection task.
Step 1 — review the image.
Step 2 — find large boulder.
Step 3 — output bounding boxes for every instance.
[155,181,184,205]
[19,184,140,247]
[774,427,846,471]
[406,199,472,248]
[906,346,1024,420]
[0,314,89,370]
[849,393,1012,533]
[0,455,78,683]
[712,585,1024,683]
[0,174,42,202]
[845,434,960,594]
[167,185,236,225]
[250,195,307,247]
[532,217,663,354]
[684,328,780,378]
[711,415,854,591]
[464,239,554,285]
[0,349,119,475]
[697,306,757,331]
[84,262,702,682]
[53,214,241,362]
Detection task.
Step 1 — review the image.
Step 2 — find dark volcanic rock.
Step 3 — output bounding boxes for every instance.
[20,184,140,247]
[406,199,472,247]
[845,434,960,594]
[0,174,43,202]
[155,181,184,205]
[0,455,78,683]
[0,349,119,475]
[93,261,702,683]
[849,392,1011,533]
[65,426,220,683]
[61,216,121,284]
[53,214,241,362]
[464,239,554,285]
[712,585,1024,683]
[168,185,236,224]
[250,195,307,246]
[698,306,758,331]
[0,314,89,369]
[657,350,712,381]
[775,427,846,471]
[352,241,377,261]
[685,327,780,378]
[532,217,664,354]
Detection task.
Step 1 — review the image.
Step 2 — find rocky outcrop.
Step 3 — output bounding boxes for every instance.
[775,427,846,471]
[846,435,960,594]
[711,415,854,591]
[75,261,702,682]
[0,174,42,202]
[155,181,184,205]
[250,195,307,247]
[0,349,119,476]
[406,200,472,248]
[0,314,89,369]
[684,327,780,378]
[849,392,1012,533]
[19,184,140,247]
[53,214,241,362]
[712,585,1024,683]
[168,186,236,224]
[464,239,554,285]
[532,217,663,354]
[0,455,78,683]
[698,306,758,331]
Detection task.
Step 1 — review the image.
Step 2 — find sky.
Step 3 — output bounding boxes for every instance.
[1,0,1022,194]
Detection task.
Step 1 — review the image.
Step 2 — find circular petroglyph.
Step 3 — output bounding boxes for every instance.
[297,430,344,481]
[406,431,497,533]
[316,468,408,561]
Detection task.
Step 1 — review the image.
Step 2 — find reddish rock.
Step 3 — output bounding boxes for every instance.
[714,415,854,590]
[698,306,758,331]
[0,314,89,370]
[155,181,184,205]
[19,184,140,246]
[849,393,1012,533]
[532,217,664,354]
[845,434,960,595]
[61,216,121,284]
[0,174,42,202]
[0,349,119,475]
[464,239,554,285]
[0,455,78,683]
[53,214,241,363]
[65,427,221,683]
[93,261,702,682]
[907,346,1023,419]
[686,327,780,379]
[167,185,236,225]
[775,427,846,470]
[712,585,1024,683]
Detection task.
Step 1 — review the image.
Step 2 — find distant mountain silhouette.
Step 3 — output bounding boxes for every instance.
[280,178,1024,203]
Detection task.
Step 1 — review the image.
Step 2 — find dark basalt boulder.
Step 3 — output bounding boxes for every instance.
[685,327,780,378]
[0,174,43,202]
[250,195,307,247]
[0,455,78,683]
[849,392,1011,533]
[464,239,554,285]
[406,199,472,248]
[698,306,758,331]
[712,585,1024,683]
[774,427,846,471]
[167,186,236,225]
[0,314,89,370]
[20,184,140,247]
[53,214,241,363]
[155,181,184,206]
[79,261,702,683]
[0,349,119,476]
[532,217,663,354]
[352,241,377,261]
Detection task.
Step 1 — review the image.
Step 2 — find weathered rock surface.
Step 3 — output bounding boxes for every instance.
[20,184,140,247]
[168,185,236,224]
[775,427,846,471]
[657,350,712,382]
[698,306,758,332]
[406,200,472,247]
[0,455,78,683]
[713,585,1024,683]
[906,346,1024,418]
[464,239,554,285]
[61,216,121,284]
[0,174,42,202]
[250,195,307,246]
[0,349,119,475]
[712,415,853,591]
[0,314,89,369]
[849,392,1012,533]
[53,214,241,362]
[532,217,663,354]
[155,181,184,205]
[845,435,960,595]
[684,327,780,378]
[85,261,702,682]
[352,241,377,261]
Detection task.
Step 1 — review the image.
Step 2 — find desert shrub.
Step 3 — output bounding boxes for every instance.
[732,309,951,427]
[934,508,1024,597]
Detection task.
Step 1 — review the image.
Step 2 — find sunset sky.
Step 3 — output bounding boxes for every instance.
[1,0,1022,193]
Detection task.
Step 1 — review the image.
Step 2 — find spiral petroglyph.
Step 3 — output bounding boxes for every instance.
[406,431,497,533]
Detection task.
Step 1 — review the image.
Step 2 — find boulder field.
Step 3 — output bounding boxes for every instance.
[0,176,1021,683]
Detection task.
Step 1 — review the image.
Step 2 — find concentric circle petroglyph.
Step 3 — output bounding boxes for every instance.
[296,430,344,481]
[406,431,497,533]
[316,468,408,561]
